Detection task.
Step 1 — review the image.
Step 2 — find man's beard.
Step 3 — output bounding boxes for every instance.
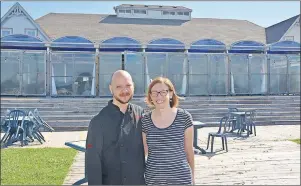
[113,92,133,104]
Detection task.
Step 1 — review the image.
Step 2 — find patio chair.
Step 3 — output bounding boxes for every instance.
[226,107,238,132]
[0,109,11,133]
[33,108,54,132]
[27,111,45,144]
[244,110,257,136]
[206,116,229,153]
[1,110,27,147]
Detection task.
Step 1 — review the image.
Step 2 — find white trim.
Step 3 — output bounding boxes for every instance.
[1,2,51,42]
[279,15,300,42]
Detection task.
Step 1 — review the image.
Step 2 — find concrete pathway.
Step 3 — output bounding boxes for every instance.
[63,125,300,185]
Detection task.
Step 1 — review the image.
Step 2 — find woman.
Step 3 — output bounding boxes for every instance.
[141,77,195,185]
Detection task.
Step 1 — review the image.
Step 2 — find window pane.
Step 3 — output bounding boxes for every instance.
[184,12,189,16]
[188,54,208,74]
[124,53,145,95]
[208,54,228,95]
[249,55,267,94]
[126,10,131,13]
[145,53,166,84]
[99,53,122,96]
[51,53,73,76]
[53,77,74,96]
[269,55,288,94]
[288,55,300,93]
[22,52,46,95]
[177,12,183,15]
[230,54,249,94]
[26,30,36,37]
[73,53,95,77]
[1,51,21,95]
[189,75,208,95]
[2,30,11,37]
[167,53,187,95]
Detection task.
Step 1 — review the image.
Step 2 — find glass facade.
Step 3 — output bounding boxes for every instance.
[1,35,300,97]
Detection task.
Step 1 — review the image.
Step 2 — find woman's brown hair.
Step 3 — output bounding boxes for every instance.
[146,77,179,108]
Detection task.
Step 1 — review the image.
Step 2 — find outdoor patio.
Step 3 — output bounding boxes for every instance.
[1,124,300,185]
[61,125,300,185]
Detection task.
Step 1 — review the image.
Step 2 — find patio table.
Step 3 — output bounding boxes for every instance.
[193,121,208,154]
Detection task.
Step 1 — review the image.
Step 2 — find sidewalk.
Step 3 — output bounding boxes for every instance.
[63,125,300,185]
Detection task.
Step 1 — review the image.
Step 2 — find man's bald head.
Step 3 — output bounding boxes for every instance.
[110,70,133,85]
[109,70,134,105]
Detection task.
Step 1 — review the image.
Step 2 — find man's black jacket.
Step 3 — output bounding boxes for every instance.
[85,100,145,185]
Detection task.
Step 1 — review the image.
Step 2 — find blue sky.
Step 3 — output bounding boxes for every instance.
[1,1,300,27]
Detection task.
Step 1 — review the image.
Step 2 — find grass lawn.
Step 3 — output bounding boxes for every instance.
[289,139,300,144]
[1,148,77,185]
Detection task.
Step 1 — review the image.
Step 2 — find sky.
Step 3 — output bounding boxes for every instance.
[1,1,300,27]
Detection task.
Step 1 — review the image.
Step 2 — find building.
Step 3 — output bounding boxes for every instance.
[266,14,300,44]
[1,2,300,97]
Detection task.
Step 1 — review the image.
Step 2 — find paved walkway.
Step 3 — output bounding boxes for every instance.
[63,125,300,185]
[2,125,300,185]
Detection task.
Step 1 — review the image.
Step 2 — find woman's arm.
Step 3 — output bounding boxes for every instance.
[142,132,148,157]
[184,126,195,184]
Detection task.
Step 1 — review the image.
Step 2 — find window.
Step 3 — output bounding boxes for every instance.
[163,11,169,15]
[184,12,190,16]
[1,28,13,37]
[177,12,183,15]
[25,29,37,37]
[119,9,125,13]
[125,9,132,14]
[170,12,175,15]
[134,9,146,14]
[284,36,294,41]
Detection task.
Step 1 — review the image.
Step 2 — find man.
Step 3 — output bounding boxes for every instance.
[85,70,145,185]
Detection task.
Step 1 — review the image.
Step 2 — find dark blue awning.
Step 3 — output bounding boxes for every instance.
[100,37,141,52]
[51,36,95,51]
[229,40,265,53]
[267,41,301,54]
[1,34,46,50]
[146,38,185,52]
[189,39,226,53]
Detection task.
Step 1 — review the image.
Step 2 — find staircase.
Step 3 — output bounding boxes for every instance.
[1,96,300,131]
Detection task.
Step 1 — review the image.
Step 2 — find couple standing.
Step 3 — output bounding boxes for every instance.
[86,70,195,185]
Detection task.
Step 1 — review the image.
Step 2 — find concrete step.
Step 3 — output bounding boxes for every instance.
[1,96,299,131]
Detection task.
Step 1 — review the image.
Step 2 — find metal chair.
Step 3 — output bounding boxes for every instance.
[226,107,238,132]
[0,109,11,133]
[245,110,257,136]
[206,116,229,153]
[27,111,45,144]
[1,110,27,147]
[33,108,54,132]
